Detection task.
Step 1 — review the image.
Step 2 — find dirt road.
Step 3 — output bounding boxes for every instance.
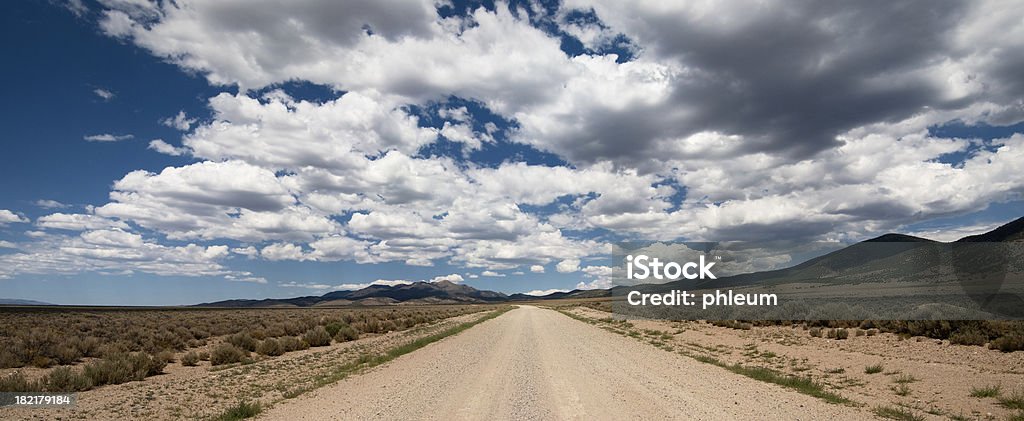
[259,306,869,420]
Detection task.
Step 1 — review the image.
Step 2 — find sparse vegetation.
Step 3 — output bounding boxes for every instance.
[891,383,911,396]
[215,400,262,421]
[969,384,1002,398]
[0,305,483,370]
[873,405,924,421]
[893,373,918,384]
[865,363,884,374]
[999,390,1024,410]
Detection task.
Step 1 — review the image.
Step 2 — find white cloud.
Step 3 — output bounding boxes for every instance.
[11,0,1013,288]
[280,281,337,289]
[0,240,17,249]
[523,288,567,296]
[0,229,234,279]
[260,243,307,261]
[556,258,581,273]
[480,270,505,277]
[226,275,268,284]
[0,210,28,224]
[148,139,188,156]
[34,200,69,209]
[334,279,415,291]
[231,246,258,258]
[84,133,133,142]
[93,88,114,100]
[66,0,88,17]
[429,273,464,283]
[575,278,613,290]
[36,213,128,231]
[95,160,338,242]
[161,111,197,131]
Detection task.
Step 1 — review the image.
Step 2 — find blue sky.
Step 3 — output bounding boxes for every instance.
[0,0,1022,305]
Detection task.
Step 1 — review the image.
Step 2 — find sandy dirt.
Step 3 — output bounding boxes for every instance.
[568,306,1024,420]
[259,305,872,420]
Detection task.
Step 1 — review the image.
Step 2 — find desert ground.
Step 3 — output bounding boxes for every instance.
[2,304,1023,420]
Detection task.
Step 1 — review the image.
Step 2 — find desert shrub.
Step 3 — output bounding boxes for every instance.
[333,325,359,342]
[950,327,988,346]
[324,322,347,338]
[42,366,93,392]
[865,363,884,374]
[256,338,284,356]
[156,350,175,364]
[30,356,54,368]
[278,336,308,352]
[0,372,40,392]
[0,348,21,369]
[990,333,1024,352]
[54,342,82,365]
[84,353,149,385]
[303,326,331,347]
[98,342,131,358]
[210,343,248,366]
[809,327,823,337]
[227,332,257,352]
[181,351,200,366]
[363,319,381,334]
[198,350,210,361]
[79,336,102,357]
[830,328,849,340]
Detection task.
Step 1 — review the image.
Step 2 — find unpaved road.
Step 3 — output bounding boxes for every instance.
[260,306,870,420]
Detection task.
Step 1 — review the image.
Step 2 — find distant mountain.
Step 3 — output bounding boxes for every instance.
[0,298,54,306]
[197,280,508,308]
[197,216,1024,306]
[654,216,1022,290]
[957,216,1024,242]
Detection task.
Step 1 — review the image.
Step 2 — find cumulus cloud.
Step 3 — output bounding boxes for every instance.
[429,273,464,283]
[480,270,505,277]
[0,229,234,279]
[84,133,133,142]
[0,210,28,225]
[334,279,415,290]
[7,0,1017,290]
[556,258,581,273]
[161,111,197,131]
[148,139,188,156]
[36,213,128,231]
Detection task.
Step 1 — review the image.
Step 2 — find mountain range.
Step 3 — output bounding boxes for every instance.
[196,216,1024,307]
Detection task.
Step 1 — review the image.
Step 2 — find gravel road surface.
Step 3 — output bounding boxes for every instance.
[259,306,869,420]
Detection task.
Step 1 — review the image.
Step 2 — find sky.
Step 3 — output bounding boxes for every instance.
[0,0,1022,305]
